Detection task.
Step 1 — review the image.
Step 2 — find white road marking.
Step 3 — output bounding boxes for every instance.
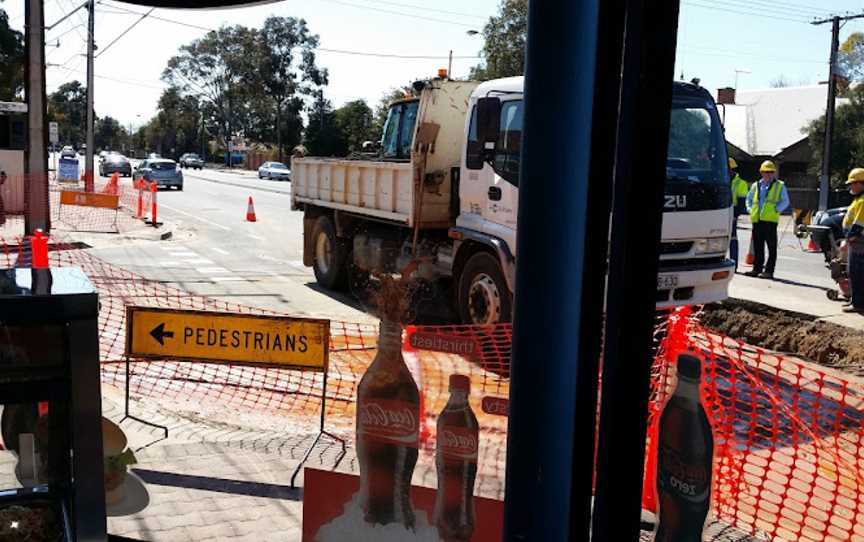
[158,201,231,231]
[197,266,231,274]
[211,247,230,255]
[211,276,246,282]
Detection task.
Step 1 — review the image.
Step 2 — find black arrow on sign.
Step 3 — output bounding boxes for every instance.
[149,323,174,346]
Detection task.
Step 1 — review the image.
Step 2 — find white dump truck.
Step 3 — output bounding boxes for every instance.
[292,76,734,324]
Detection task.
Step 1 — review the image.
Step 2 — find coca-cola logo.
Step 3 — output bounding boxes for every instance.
[481,396,509,417]
[358,400,419,445]
[439,428,478,459]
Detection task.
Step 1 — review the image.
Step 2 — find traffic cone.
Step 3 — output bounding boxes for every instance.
[745,238,754,266]
[246,196,257,222]
[807,237,820,252]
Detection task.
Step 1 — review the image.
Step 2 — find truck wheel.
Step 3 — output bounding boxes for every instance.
[312,215,348,289]
[458,252,512,325]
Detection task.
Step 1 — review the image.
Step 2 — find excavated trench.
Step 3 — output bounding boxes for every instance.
[700,299,864,377]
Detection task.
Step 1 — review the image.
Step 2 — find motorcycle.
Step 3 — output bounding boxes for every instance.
[796,207,850,301]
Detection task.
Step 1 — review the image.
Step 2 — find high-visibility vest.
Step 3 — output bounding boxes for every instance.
[749,180,785,223]
[731,175,749,203]
[843,194,864,231]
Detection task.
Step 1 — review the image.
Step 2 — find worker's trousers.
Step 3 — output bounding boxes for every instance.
[752,221,778,274]
[849,242,864,309]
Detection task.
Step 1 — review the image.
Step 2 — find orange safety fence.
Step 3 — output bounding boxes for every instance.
[0,236,862,540]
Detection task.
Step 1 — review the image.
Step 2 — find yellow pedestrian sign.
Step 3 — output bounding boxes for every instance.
[126,307,329,370]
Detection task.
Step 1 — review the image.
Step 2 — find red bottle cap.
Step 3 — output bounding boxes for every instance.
[449,374,470,392]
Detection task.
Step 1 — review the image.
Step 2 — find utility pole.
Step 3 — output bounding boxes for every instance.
[24,0,49,233]
[812,13,864,211]
[85,0,95,192]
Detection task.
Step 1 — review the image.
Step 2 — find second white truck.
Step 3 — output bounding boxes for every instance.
[292,75,734,324]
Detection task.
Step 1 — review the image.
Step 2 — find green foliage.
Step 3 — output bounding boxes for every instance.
[0,4,23,101]
[806,85,864,188]
[95,116,124,151]
[838,32,864,85]
[305,97,346,157]
[470,0,528,81]
[335,100,374,152]
[48,81,88,146]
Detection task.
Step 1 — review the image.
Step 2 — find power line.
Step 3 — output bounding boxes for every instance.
[96,7,154,58]
[721,0,833,18]
[318,0,477,28]
[682,1,812,24]
[343,0,487,20]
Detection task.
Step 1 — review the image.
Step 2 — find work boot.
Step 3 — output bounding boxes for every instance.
[842,305,864,314]
[758,272,774,280]
[744,270,760,277]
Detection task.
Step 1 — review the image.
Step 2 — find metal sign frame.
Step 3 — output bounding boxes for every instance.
[120,306,345,475]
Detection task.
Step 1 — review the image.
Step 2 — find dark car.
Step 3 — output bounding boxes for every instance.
[99,153,132,177]
[133,159,183,190]
[179,153,204,169]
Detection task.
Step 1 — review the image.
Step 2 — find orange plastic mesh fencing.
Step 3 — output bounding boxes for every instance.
[1,234,863,539]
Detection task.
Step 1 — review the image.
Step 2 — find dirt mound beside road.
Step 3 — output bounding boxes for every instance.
[701,299,864,376]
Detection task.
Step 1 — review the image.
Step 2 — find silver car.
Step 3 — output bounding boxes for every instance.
[258,161,291,181]
[134,159,184,190]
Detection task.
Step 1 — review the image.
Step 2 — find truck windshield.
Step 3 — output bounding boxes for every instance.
[381,100,419,160]
[666,105,727,185]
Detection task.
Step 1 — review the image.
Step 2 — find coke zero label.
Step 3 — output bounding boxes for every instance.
[659,445,710,502]
[438,427,478,460]
[358,399,419,446]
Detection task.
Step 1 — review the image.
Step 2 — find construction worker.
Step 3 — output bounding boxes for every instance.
[729,158,749,269]
[843,168,864,314]
[744,160,789,279]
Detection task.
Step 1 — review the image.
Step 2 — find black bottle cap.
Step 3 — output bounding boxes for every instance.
[677,354,702,380]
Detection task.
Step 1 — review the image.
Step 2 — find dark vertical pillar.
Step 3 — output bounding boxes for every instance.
[591,0,682,540]
[24,0,50,233]
[502,0,600,539]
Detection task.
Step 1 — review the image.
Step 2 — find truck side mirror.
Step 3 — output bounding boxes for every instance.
[476,97,501,160]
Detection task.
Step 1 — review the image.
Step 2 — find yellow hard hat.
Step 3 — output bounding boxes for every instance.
[759,160,777,173]
[728,157,738,169]
[847,167,864,184]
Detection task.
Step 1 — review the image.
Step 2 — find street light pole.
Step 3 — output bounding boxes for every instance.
[84,0,95,191]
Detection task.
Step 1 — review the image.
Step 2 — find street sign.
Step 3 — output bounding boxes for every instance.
[49,122,59,144]
[125,307,330,370]
[59,190,119,209]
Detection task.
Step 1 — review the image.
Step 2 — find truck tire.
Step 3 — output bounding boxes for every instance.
[311,215,348,289]
[458,252,512,325]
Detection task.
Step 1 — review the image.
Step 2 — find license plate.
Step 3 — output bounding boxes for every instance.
[657,274,679,289]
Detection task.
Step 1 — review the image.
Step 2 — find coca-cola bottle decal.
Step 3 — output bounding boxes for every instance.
[655,353,714,542]
[435,374,478,542]
[356,319,420,529]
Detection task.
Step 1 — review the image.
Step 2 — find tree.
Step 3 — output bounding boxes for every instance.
[769,74,791,88]
[0,2,23,100]
[838,32,864,82]
[335,100,373,152]
[470,0,528,81]
[162,25,256,159]
[806,84,864,188]
[304,95,346,156]
[247,16,327,162]
[48,81,88,145]
[95,116,124,151]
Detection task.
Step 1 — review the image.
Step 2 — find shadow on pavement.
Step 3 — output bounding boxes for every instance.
[133,469,303,500]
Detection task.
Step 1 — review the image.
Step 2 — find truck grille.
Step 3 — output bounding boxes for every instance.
[660,241,694,255]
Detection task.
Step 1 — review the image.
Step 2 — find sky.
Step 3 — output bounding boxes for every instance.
[5,0,864,129]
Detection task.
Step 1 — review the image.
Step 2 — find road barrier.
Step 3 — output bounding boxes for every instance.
[148,182,158,227]
[58,189,120,232]
[0,238,861,540]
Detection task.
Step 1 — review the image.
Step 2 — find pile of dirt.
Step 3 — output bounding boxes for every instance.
[700,299,864,376]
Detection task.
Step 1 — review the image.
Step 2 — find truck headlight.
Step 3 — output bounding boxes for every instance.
[693,237,728,255]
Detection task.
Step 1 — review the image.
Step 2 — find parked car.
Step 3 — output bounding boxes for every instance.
[133,159,183,190]
[100,153,132,177]
[257,161,291,181]
[78,145,86,155]
[148,152,162,160]
[60,146,76,159]
[179,153,204,169]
